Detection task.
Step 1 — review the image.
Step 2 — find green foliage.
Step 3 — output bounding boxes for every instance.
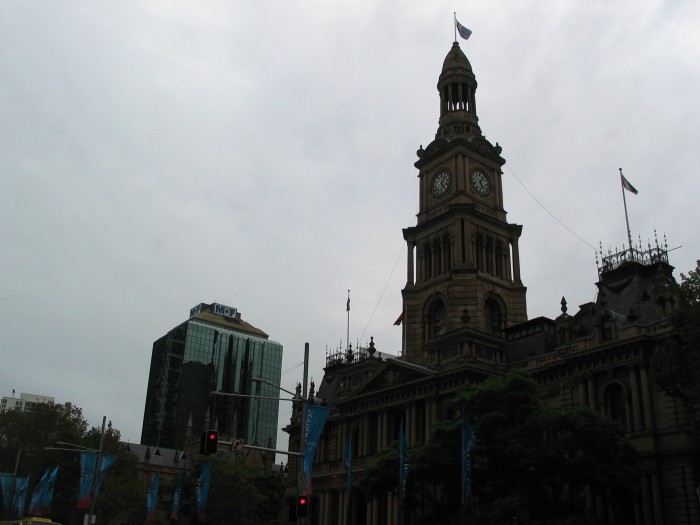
[360,369,635,525]
[0,403,142,524]
[651,260,700,424]
[94,446,143,525]
[192,457,287,525]
[457,370,635,524]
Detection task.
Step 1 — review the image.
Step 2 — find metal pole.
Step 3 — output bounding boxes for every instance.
[6,449,20,519]
[619,168,633,258]
[300,343,309,524]
[346,290,350,353]
[86,416,106,525]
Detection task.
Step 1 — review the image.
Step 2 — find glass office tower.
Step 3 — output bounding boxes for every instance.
[141,302,283,451]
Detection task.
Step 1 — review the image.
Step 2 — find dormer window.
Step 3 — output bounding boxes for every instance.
[600,314,614,341]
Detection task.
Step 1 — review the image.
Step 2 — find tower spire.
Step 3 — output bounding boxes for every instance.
[436,42,480,140]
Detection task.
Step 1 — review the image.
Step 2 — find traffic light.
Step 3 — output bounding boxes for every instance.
[200,430,219,455]
[296,495,309,518]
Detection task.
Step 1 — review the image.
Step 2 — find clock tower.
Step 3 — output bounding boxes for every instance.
[402,41,527,363]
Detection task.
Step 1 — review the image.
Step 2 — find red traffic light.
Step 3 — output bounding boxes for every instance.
[296,495,309,517]
[200,430,219,455]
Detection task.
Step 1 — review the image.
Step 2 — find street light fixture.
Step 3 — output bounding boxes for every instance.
[251,377,298,398]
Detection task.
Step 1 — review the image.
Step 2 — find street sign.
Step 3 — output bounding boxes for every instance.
[231,438,245,452]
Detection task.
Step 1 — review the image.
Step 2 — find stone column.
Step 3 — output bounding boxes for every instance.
[358,414,366,457]
[641,475,653,525]
[578,379,587,407]
[511,236,522,283]
[629,366,642,432]
[406,240,414,285]
[587,375,597,411]
[639,366,654,431]
[651,472,663,524]
[381,412,388,450]
[410,404,418,444]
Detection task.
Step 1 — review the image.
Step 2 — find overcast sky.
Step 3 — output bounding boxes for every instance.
[2,1,698,451]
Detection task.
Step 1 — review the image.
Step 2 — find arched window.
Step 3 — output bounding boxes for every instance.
[495,240,505,279]
[423,243,432,281]
[434,238,442,275]
[475,233,484,272]
[603,383,627,433]
[427,300,447,339]
[484,297,504,334]
[443,234,452,272]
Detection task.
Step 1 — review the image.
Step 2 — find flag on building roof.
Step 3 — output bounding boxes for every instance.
[621,172,638,194]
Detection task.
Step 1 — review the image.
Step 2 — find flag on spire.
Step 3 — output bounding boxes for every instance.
[456,18,472,40]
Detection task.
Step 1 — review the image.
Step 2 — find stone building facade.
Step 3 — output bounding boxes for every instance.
[285,42,699,525]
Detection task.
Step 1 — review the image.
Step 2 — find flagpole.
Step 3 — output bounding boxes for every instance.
[619,168,634,257]
[346,290,350,353]
[453,12,457,41]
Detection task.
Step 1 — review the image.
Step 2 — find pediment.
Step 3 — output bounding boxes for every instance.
[350,359,436,397]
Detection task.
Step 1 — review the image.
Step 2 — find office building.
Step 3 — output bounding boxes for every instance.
[0,392,55,413]
[141,302,283,451]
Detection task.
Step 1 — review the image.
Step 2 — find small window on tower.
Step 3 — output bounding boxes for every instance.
[484,298,503,334]
[428,301,447,338]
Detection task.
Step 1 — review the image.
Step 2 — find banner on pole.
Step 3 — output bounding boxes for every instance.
[303,404,331,495]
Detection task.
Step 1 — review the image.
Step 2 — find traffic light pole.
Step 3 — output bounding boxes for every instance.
[300,343,309,524]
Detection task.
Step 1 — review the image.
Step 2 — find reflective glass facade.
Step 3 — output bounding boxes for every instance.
[141,305,283,451]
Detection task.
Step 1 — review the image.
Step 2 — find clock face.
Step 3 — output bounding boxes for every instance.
[470,170,491,196]
[432,170,451,197]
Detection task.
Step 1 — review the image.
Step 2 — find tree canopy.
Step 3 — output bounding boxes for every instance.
[361,370,636,525]
[0,402,142,524]
[651,259,700,425]
[194,457,287,525]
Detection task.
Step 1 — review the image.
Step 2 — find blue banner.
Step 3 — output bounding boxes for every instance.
[461,415,477,502]
[196,462,212,521]
[146,473,160,521]
[0,475,13,513]
[13,476,30,518]
[343,433,353,495]
[77,452,117,509]
[399,420,409,503]
[302,404,331,495]
[170,464,185,521]
[28,467,58,516]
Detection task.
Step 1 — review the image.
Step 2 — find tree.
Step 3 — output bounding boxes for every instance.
[456,370,635,525]
[86,422,143,525]
[187,456,287,525]
[0,402,142,524]
[651,259,700,425]
[360,370,636,525]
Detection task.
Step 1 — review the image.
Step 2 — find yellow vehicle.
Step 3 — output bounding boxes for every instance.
[0,518,61,525]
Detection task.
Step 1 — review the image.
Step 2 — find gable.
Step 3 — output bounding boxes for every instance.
[350,358,436,398]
